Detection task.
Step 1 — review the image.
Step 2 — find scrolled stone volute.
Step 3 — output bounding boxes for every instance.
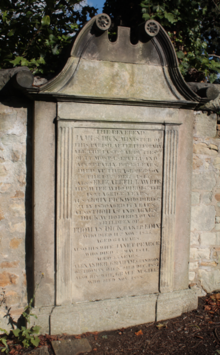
[145,20,160,37]
[95,14,111,32]
[13,70,34,89]
[0,67,34,93]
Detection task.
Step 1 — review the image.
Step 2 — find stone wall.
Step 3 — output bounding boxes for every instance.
[0,99,32,327]
[1,95,220,327]
[190,111,220,294]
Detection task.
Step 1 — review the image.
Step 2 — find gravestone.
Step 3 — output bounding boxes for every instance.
[26,15,210,334]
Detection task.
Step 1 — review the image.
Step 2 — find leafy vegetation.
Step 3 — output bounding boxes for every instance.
[0,0,97,75]
[0,293,40,353]
[103,0,220,82]
[0,276,44,353]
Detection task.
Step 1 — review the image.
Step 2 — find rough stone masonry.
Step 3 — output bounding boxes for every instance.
[190,108,220,294]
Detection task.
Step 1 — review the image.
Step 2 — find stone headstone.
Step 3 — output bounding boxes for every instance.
[25,14,205,334]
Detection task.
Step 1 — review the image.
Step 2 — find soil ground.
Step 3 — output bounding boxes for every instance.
[3,292,220,355]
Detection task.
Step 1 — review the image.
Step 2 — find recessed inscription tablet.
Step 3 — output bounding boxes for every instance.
[69,126,164,302]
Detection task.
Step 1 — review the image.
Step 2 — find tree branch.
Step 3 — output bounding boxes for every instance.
[209,54,220,59]
[211,0,220,12]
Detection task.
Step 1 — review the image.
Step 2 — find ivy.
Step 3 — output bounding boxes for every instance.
[103,0,220,82]
[0,0,97,75]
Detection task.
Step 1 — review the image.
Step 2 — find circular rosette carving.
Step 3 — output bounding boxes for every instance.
[145,20,160,37]
[96,14,111,31]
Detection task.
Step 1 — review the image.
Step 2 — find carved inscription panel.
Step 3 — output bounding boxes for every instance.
[57,122,164,303]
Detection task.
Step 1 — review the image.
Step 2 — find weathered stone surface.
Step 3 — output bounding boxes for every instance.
[0,165,7,176]
[30,307,54,334]
[51,339,92,355]
[191,204,215,231]
[9,222,25,233]
[200,232,216,246]
[33,76,48,86]
[157,289,198,321]
[61,59,178,101]
[214,157,220,169]
[33,101,56,307]
[189,272,195,281]
[191,192,200,205]
[216,232,220,245]
[11,190,24,199]
[189,262,199,270]
[11,150,20,162]
[201,91,220,111]
[202,192,212,204]
[51,294,157,335]
[0,113,17,132]
[194,112,217,138]
[192,171,216,191]
[213,248,220,263]
[193,142,218,156]
[9,238,22,248]
[190,232,199,246]
[193,156,203,170]
[0,261,19,268]
[199,268,220,293]
[200,261,217,267]
[58,102,180,124]
[215,194,220,201]
[4,290,20,304]
[190,248,210,260]
[0,102,28,316]
[57,122,163,304]
[209,144,218,151]
[0,271,18,287]
[28,346,49,355]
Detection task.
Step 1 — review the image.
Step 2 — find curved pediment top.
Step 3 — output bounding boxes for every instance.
[70,15,163,66]
[39,14,207,105]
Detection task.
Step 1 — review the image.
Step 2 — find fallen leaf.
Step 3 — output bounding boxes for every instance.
[118,332,122,335]
[48,335,57,340]
[74,335,81,339]
[156,323,166,329]
[15,345,22,350]
[84,332,92,337]
[7,341,14,345]
[93,348,97,351]
[94,336,98,341]
[135,330,143,336]
[216,294,220,300]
